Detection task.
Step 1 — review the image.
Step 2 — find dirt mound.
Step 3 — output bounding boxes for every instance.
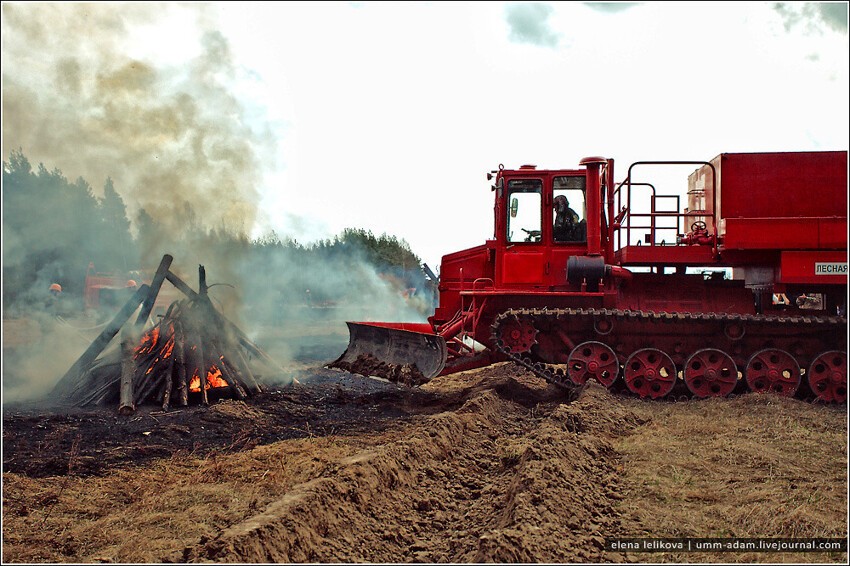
[205,399,269,422]
[179,377,637,563]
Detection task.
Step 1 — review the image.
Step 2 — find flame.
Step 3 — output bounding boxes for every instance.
[135,325,174,357]
[134,324,228,394]
[135,326,160,355]
[189,364,229,392]
[134,326,175,383]
[161,336,174,358]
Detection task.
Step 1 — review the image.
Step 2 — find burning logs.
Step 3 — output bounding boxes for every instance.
[51,256,278,413]
[129,296,259,411]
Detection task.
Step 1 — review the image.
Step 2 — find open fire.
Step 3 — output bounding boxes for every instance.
[51,255,278,413]
[124,293,261,412]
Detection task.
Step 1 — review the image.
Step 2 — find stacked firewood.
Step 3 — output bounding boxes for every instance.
[51,255,284,413]
[119,296,263,413]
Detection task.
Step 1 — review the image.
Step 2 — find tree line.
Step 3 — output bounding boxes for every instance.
[2,149,429,314]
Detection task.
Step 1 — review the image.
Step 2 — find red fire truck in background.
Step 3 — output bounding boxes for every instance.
[84,262,178,321]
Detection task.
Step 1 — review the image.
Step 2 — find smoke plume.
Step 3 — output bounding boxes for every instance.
[2,3,433,403]
[1,3,271,248]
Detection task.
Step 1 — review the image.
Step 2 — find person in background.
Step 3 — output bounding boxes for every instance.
[46,283,62,314]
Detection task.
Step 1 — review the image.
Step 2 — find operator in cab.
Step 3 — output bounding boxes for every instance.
[553,195,581,242]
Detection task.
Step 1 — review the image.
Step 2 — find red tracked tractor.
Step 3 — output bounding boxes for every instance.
[331,151,848,402]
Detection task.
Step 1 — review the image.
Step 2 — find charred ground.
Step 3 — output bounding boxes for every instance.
[2,369,452,479]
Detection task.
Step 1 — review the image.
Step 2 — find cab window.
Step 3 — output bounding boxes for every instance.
[553,176,587,242]
[507,179,542,243]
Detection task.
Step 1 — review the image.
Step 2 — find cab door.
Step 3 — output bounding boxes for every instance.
[499,178,547,287]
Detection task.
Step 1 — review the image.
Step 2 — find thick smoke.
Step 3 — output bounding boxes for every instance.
[2,3,268,243]
[236,239,434,376]
[2,3,431,402]
[504,3,562,48]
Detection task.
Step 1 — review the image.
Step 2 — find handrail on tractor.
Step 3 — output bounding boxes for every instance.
[613,161,718,257]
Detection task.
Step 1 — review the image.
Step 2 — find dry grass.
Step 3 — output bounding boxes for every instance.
[1,434,376,563]
[613,393,848,562]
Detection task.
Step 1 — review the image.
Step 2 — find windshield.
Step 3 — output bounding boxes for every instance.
[507,179,542,243]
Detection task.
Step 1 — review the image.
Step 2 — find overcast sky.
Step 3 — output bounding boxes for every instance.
[2,1,848,269]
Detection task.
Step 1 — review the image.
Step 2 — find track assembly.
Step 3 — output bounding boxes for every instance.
[492,308,846,402]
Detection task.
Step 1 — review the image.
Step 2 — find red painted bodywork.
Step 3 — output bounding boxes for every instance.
[359,151,848,376]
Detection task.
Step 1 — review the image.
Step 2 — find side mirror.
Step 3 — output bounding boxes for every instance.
[510,197,518,218]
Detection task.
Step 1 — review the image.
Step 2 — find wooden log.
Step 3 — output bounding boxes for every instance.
[91,373,122,406]
[154,335,176,406]
[131,349,159,389]
[198,274,220,396]
[174,323,189,406]
[158,301,189,406]
[224,359,251,397]
[199,264,208,296]
[199,351,209,406]
[133,324,175,405]
[161,355,175,411]
[132,324,165,376]
[203,344,225,397]
[134,254,174,329]
[134,355,167,405]
[52,284,150,399]
[75,361,122,407]
[165,269,286,379]
[234,347,263,394]
[164,269,199,302]
[118,327,138,415]
[210,339,249,399]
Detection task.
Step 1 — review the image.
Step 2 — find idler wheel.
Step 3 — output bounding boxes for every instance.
[807,351,846,403]
[684,348,738,398]
[745,348,800,397]
[567,341,619,387]
[593,316,614,336]
[723,321,746,341]
[497,316,538,354]
[624,348,677,399]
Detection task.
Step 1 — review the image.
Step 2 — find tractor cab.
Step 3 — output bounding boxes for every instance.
[490,158,609,290]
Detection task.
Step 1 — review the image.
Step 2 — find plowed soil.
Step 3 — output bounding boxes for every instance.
[2,362,847,563]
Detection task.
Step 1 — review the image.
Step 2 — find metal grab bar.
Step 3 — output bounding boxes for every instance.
[613,161,718,254]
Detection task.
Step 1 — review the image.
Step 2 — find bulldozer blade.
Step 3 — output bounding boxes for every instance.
[329,322,447,384]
